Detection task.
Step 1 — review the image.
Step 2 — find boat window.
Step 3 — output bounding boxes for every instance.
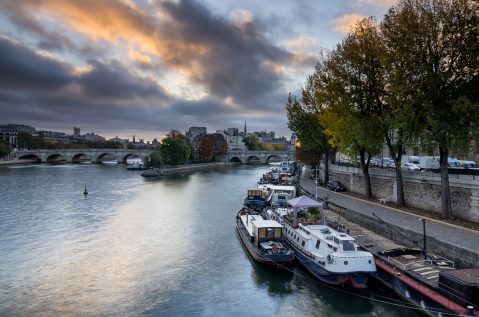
[333,237,340,244]
[315,240,320,249]
[342,240,355,251]
[333,247,337,252]
[266,228,274,238]
[301,241,305,247]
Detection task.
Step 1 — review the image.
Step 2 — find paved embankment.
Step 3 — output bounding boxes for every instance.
[299,167,479,268]
[160,162,236,175]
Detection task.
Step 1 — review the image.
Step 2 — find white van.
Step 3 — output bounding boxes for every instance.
[419,156,439,170]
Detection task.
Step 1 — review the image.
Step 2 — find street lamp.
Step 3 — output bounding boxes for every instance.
[315,165,318,201]
[419,218,427,259]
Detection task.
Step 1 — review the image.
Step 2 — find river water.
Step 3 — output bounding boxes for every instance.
[0,164,421,316]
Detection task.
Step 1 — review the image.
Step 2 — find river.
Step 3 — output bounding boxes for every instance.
[0,163,421,316]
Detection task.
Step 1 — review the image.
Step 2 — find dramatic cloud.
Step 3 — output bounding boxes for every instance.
[332,14,368,34]
[0,0,396,139]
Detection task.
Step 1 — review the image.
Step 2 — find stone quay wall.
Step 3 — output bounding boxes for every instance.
[341,208,479,268]
[321,165,479,223]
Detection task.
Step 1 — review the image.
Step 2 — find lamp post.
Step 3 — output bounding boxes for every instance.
[315,165,318,201]
[419,218,427,259]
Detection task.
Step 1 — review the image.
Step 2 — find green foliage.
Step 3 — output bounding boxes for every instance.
[159,136,191,165]
[243,135,265,151]
[148,147,162,168]
[263,144,286,151]
[286,93,325,154]
[0,140,11,157]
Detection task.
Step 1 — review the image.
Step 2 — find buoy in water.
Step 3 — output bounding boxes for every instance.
[83,185,88,197]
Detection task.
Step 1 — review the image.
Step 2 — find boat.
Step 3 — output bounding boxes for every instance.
[236,206,294,266]
[141,168,163,177]
[269,195,376,288]
[367,247,479,316]
[264,184,296,207]
[243,187,273,210]
[127,161,144,170]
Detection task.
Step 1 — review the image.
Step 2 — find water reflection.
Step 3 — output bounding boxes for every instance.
[250,262,294,295]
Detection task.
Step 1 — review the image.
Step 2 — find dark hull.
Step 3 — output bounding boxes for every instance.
[284,238,369,288]
[374,258,478,317]
[236,219,294,266]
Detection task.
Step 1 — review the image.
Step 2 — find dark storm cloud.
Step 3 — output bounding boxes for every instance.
[0,0,299,137]
[79,60,168,100]
[0,37,73,89]
[156,0,292,106]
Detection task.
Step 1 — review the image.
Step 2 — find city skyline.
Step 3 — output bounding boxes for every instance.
[0,0,396,140]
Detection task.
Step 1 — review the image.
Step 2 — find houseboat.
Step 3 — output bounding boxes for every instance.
[236,207,294,266]
[369,247,479,317]
[270,195,376,288]
[244,187,273,210]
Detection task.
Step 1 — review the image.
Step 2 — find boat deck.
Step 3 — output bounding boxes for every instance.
[322,209,455,288]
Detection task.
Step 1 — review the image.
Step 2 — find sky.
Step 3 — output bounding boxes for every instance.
[0,0,397,141]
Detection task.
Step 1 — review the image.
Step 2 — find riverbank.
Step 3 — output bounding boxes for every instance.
[159,162,237,175]
[0,159,39,165]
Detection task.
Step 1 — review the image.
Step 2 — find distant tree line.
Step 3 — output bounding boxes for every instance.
[287,0,479,219]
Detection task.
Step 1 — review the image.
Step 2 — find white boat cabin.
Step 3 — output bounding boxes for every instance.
[240,214,283,247]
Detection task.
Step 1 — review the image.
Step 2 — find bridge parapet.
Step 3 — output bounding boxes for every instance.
[17,149,152,163]
[226,150,295,164]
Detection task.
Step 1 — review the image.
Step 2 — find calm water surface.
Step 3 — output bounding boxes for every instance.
[0,164,421,316]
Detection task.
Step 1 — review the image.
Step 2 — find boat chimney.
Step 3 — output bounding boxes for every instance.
[466,306,474,316]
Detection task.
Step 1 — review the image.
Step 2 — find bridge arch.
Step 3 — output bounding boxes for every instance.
[265,155,282,163]
[95,152,117,163]
[17,153,41,162]
[45,153,66,163]
[229,156,242,163]
[121,153,142,163]
[245,155,262,164]
[71,153,91,163]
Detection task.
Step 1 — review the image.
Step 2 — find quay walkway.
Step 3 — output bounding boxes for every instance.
[298,167,479,268]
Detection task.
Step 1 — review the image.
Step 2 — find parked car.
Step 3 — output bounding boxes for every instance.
[402,163,421,171]
[327,180,346,192]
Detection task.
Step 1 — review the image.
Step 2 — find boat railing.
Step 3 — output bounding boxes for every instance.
[387,255,455,271]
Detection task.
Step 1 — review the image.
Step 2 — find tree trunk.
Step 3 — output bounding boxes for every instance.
[359,149,373,198]
[439,145,452,219]
[324,146,330,185]
[385,133,406,207]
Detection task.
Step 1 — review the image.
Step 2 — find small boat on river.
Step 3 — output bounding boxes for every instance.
[127,161,145,170]
[269,196,376,288]
[236,206,294,266]
[141,168,163,177]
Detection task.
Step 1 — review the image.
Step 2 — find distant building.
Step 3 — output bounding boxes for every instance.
[84,133,105,142]
[217,128,246,151]
[36,130,71,144]
[0,124,36,148]
[186,127,207,142]
[73,126,80,136]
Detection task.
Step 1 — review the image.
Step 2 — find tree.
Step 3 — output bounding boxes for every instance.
[382,0,479,218]
[0,140,11,157]
[147,146,162,168]
[320,19,385,198]
[286,92,329,182]
[243,135,264,150]
[159,136,191,165]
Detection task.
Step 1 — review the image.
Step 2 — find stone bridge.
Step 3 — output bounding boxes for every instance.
[225,150,295,164]
[15,149,295,164]
[16,149,152,163]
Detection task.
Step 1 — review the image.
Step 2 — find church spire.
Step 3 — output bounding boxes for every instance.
[244,120,247,135]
